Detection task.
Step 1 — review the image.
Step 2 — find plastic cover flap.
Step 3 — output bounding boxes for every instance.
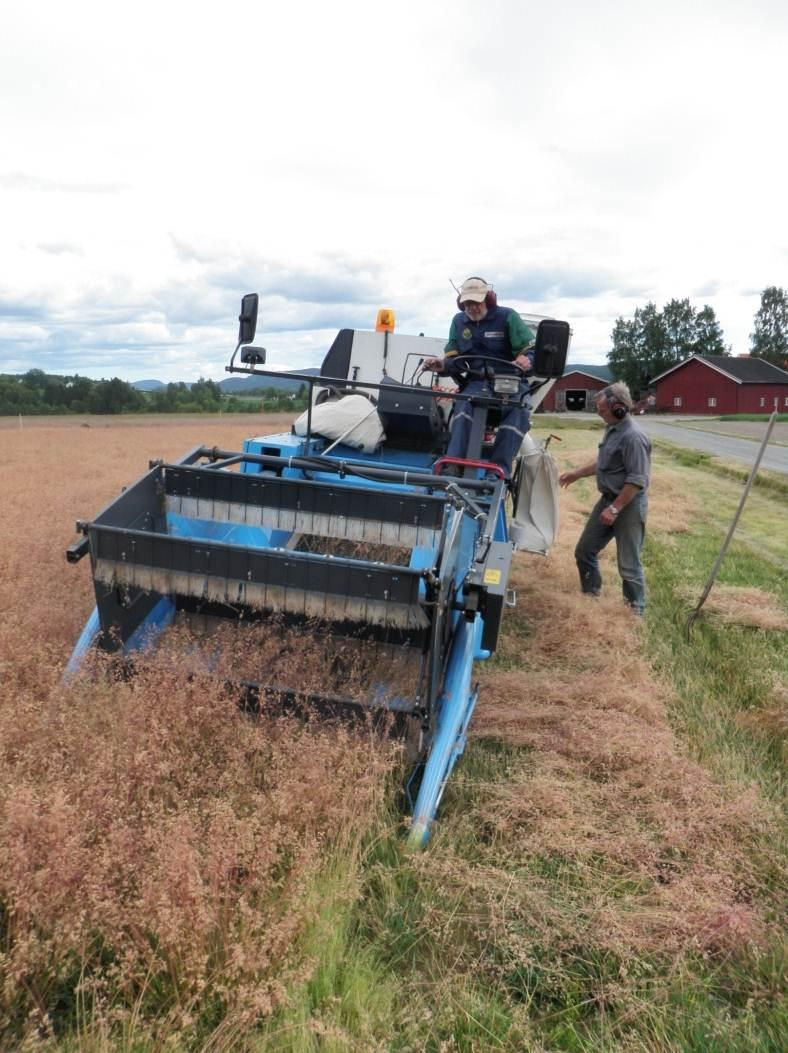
[510,438,560,555]
[293,394,385,452]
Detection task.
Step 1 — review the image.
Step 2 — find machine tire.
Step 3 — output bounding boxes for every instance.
[315,386,377,406]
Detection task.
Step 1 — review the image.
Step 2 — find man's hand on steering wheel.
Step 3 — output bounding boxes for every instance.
[423,352,533,380]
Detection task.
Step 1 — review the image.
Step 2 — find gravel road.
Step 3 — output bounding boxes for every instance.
[632,417,788,475]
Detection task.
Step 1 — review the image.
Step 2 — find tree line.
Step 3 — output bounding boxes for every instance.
[0,370,309,416]
[607,286,788,396]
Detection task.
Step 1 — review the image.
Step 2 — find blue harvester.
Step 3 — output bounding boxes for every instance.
[66,295,569,846]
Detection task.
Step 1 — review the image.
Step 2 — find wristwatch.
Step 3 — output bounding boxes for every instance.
[609,505,620,517]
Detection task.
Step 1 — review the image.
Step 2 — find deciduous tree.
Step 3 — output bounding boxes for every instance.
[694,305,727,356]
[750,286,788,366]
[607,300,728,394]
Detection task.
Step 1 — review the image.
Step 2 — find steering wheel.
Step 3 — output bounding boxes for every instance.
[429,354,532,400]
[447,353,531,376]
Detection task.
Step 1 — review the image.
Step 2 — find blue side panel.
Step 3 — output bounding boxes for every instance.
[409,546,435,571]
[267,529,293,547]
[62,595,177,679]
[166,513,235,543]
[241,432,437,482]
[494,501,509,542]
[166,513,276,549]
[63,606,101,682]
[64,597,178,684]
[457,516,479,592]
[124,596,177,654]
[408,615,485,848]
[242,433,314,473]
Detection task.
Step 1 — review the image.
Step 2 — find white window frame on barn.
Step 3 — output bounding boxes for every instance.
[673,395,682,407]
[708,396,717,408]
[760,397,766,407]
[784,396,788,407]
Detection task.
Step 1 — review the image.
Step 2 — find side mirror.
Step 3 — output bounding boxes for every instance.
[533,319,570,377]
[241,346,266,365]
[238,293,259,346]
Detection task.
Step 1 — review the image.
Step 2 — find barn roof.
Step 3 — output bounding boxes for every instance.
[652,355,788,386]
[562,363,612,382]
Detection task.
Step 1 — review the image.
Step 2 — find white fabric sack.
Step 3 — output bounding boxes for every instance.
[293,395,385,453]
[509,434,560,555]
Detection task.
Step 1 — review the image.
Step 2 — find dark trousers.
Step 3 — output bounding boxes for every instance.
[574,491,648,613]
[445,380,531,479]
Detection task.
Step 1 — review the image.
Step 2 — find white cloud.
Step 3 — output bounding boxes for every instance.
[1,0,786,381]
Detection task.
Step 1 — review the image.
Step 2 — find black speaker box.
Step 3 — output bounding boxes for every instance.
[533,319,570,377]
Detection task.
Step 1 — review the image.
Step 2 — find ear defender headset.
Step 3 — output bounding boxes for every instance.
[456,276,498,310]
[601,385,628,419]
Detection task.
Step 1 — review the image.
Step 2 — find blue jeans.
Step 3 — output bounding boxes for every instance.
[445,380,531,478]
[574,491,648,613]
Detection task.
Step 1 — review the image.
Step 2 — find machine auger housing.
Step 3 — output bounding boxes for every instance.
[66,294,569,846]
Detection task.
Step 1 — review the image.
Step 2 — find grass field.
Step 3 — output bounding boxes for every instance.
[0,414,785,1051]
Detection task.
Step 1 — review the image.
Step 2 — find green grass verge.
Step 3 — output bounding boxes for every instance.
[654,439,788,498]
[534,414,604,432]
[645,532,787,802]
[719,414,788,422]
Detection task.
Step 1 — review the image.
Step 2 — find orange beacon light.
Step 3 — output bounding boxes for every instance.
[375,309,395,333]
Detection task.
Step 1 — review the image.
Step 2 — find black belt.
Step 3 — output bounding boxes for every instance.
[600,490,618,501]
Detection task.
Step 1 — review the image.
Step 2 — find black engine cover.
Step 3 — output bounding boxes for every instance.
[377,378,444,443]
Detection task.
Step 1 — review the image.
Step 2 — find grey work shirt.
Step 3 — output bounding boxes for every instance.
[596,416,651,495]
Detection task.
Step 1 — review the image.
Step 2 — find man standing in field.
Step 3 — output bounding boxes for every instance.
[559,382,651,615]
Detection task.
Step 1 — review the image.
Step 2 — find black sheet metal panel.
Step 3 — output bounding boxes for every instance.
[92,582,169,652]
[90,464,166,532]
[83,465,167,649]
[377,377,444,441]
[319,328,355,379]
[90,524,429,629]
[464,540,513,653]
[163,465,446,530]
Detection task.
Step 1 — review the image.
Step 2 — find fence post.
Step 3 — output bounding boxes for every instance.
[686,408,779,638]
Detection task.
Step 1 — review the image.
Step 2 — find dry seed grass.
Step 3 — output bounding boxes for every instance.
[0,418,398,1037]
[2,418,784,1042]
[152,615,421,703]
[679,584,788,632]
[643,463,701,535]
[427,458,781,965]
[736,681,788,757]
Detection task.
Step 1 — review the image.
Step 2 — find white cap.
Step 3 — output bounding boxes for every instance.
[458,277,489,303]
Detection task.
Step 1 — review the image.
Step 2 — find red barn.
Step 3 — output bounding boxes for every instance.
[652,356,788,414]
[542,364,611,412]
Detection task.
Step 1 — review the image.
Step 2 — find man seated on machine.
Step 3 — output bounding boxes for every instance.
[423,277,535,480]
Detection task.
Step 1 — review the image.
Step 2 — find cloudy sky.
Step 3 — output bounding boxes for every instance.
[2,0,786,382]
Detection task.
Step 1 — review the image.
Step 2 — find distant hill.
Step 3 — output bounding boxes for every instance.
[131,379,166,391]
[131,370,320,395]
[218,369,320,394]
